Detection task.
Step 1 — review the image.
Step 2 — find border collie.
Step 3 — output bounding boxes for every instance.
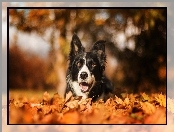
[65,34,113,102]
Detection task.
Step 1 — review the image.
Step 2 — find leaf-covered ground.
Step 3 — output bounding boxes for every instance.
[9,91,167,124]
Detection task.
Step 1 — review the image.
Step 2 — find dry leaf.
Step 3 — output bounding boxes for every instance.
[124,97,130,105]
[43,91,51,105]
[141,92,150,101]
[64,91,73,103]
[155,93,166,107]
[115,96,123,104]
[140,102,156,114]
[65,100,79,109]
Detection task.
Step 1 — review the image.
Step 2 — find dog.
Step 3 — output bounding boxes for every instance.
[65,34,113,102]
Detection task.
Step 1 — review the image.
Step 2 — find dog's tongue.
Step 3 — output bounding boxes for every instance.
[80,82,89,92]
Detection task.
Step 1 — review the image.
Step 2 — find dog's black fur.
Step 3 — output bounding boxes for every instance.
[65,34,113,101]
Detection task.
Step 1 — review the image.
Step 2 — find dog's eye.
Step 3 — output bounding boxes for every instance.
[77,62,81,67]
[92,63,96,68]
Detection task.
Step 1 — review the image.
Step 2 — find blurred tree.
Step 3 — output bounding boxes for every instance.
[9,8,166,95]
[120,9,166,93]
[9,44,48,90]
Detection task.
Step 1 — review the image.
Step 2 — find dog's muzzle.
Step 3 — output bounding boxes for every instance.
[78,71,94,93]
[79,82,92,93]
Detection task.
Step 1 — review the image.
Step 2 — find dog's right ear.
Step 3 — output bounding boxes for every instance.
[69,34,85,57]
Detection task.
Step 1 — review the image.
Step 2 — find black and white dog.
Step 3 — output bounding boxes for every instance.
[65,34,113,101]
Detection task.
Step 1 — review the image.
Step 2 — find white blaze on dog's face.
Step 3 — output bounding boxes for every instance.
[77,54,96,93]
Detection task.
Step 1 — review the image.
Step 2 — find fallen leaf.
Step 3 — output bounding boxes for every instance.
[140,102,156,115]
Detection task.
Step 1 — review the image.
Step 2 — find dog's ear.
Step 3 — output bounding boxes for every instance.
[70,34,85,57]
[91,40,106,57]
[91,40,106,67]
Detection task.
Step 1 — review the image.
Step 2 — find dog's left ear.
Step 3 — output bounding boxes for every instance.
[91,40,106,65]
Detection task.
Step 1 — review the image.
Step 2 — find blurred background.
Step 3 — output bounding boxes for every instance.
[7,6,166,97]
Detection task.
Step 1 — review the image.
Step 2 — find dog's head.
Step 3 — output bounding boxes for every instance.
[68,34,106,95]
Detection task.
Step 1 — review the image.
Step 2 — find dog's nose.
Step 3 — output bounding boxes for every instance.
[80,72,88,80]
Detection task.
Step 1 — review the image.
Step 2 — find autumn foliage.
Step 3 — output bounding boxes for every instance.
[9,91,166,124]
